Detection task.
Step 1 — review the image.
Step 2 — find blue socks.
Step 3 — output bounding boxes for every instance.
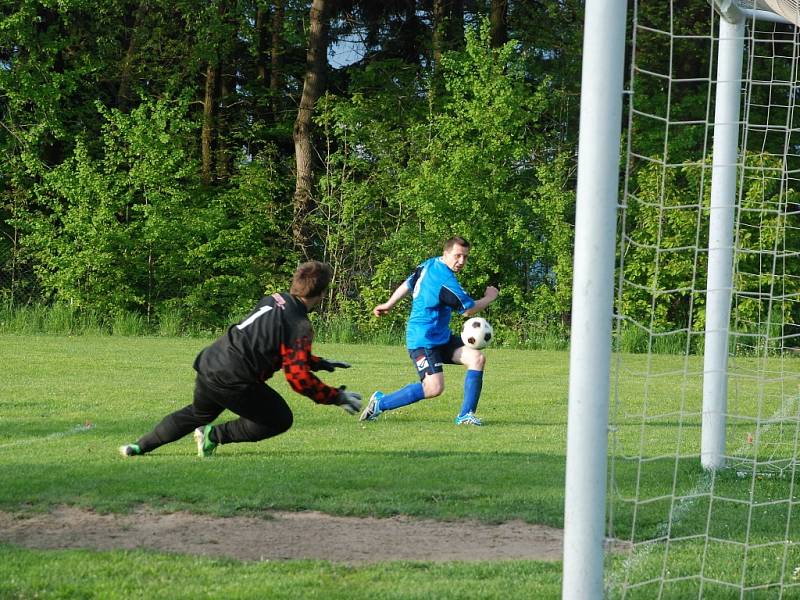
[458,369,484,417]
[379,371,483,417]
[379,383,425,410]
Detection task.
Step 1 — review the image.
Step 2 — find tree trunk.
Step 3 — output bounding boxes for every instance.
[215,63,229,181]
[432,0,446,67]
[432,0,464,67]
[399,1,423,65]
[201,61,217,185]
[270,0,285,120]
[490,0,508,48]
[256,7,268,82]
[292,0,328,257]
[449,0,464,49]
[117,1,148,111]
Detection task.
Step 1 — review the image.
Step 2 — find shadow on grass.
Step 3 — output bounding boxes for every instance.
[0,449,567,527]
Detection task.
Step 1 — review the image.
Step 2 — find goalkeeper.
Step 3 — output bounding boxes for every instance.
[119,261,362,458]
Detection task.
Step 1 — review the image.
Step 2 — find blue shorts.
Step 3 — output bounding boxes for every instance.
[409,334,464,380]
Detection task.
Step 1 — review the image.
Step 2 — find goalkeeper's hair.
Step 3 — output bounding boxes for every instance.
[291,261,333,298]
[444,236,470,252]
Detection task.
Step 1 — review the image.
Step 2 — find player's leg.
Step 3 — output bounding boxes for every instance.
[379,369,442,409]
[206,382,293,446]
[121,376,225,456]
[451,342,487,425]
[360,347,443,421]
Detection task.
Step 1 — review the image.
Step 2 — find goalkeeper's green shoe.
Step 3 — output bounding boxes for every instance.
[119,443,142,457]
[194,425,218,457]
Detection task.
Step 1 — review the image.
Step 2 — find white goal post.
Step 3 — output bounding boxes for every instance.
[562,1,627,598]
[563,0,800,598]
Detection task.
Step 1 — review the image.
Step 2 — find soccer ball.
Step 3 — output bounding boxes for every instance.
[461,317,493,350]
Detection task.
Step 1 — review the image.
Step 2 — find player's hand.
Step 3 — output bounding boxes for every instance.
[336,386,362,415]
[317,358,351,372]
[373,303,391,317]
[484,286,499,301]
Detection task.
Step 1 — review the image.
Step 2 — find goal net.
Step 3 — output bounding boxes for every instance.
[606,0,800,597]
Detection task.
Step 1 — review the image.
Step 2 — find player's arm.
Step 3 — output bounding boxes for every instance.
[281,338,361,413]
[281,338,341,404]
[373,281,411,317]
[463,286,499,317]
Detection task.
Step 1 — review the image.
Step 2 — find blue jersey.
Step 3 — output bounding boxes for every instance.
[404,257,475,349]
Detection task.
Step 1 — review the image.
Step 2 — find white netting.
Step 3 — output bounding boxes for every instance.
[606,2,800,597]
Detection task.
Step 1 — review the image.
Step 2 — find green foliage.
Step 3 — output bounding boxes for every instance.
[14,97,294,329]
[21,96,198,315]
[313,60,425,328]
[620,153,800,353]
[178,152,297,328]
[0,303,217,337]
[732,154,800,344]
[620,160,708,335]
[9,1,787,348]
[315,21,574,333]
[2,3,583,341]
[628,2,715,162]
[391,23,573,329]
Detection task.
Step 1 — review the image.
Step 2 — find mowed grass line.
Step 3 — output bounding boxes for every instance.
[0,334,569,599]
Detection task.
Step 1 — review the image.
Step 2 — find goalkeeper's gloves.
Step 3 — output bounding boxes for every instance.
[336,386,362,415]
[316,358,352,372]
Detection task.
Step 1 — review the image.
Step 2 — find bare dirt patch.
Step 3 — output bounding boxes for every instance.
[0,506,564,564]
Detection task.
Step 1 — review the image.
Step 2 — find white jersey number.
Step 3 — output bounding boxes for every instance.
[236,305,273,330]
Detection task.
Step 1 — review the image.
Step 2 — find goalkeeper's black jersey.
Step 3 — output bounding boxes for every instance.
[193,292,339,404]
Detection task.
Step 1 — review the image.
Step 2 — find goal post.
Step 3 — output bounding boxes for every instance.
[564,0,800,597]
[702,8,745,471]
[562,1,627,598]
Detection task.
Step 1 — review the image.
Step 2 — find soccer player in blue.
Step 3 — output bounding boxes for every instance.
[360,236,499,425]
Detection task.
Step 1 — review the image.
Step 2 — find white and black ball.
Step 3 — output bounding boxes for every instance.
[461,317,494,350]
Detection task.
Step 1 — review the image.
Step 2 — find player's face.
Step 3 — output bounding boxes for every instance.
[443,244,469,272]
[304,294,324,312]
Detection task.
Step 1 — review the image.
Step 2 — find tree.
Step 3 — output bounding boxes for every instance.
[0,0,595,337]
[293,0,330,256]
[432,0,465,66]
[489,0,508,48]
[314,20,574,332]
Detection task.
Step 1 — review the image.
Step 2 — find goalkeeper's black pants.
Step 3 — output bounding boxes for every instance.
[136,375,294,453]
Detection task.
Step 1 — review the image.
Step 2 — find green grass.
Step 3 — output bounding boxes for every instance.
[605,351,800,598]
[0,334,569,598]
[4,334,800,598]
[0,547,562,599]
[0,335,568,521]
[0,304,211,338]
[0,303,572,349]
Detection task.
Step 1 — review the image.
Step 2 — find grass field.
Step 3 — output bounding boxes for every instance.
[0,334,569,599]
[607,352,800,598]
[4,334,800,598]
